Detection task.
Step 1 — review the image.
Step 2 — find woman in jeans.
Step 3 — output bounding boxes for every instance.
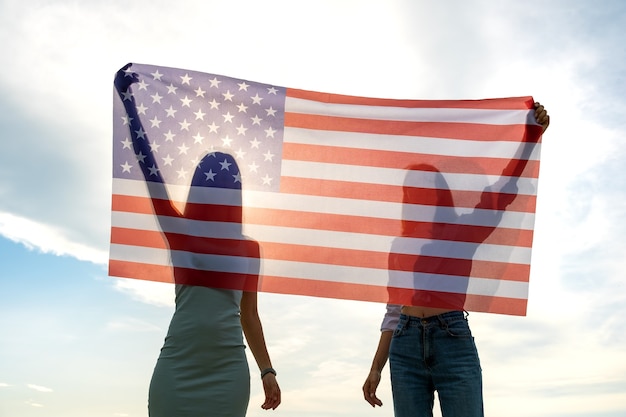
[362,103,550,417]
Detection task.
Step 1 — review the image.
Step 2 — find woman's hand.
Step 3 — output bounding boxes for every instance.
[534,102,550,132]
[261,373,281,410]
[362,369,383,407]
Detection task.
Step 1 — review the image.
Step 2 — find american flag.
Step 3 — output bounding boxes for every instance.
[110,62,543,316]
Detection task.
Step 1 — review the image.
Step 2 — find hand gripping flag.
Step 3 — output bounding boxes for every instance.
[110,63,544,316]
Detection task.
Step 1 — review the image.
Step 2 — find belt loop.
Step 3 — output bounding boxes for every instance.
[437,313,448,330]
[399,313,409,330]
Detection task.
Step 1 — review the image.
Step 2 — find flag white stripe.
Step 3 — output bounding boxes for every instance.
[284,127,542,160]
[246,190,536,230]
[285,97,536,126]
[112,179,536,230]
[109,244,528,298]
[110,211,532,264]
[281,160,539,196]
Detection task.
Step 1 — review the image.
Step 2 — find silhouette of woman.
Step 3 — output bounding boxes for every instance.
[114,65,281,417]
[363,102,550,417]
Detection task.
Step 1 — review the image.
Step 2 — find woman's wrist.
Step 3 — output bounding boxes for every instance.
[261,367,277,379]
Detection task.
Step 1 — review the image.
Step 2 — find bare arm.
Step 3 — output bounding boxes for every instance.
[114,65,179,219]
[362,330,392,407]
[240,291,281,410]
[473,101,551,215]
[502,102,550,179]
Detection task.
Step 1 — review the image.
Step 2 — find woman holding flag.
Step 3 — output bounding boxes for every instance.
[114,64,281,417]
[362,103,550,417]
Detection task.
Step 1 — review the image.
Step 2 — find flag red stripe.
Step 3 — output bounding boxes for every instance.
[112,195,534,247]
[282,142,540,178]
[110,227,260,256]
[112,195,242,222]
[108,260,259,290]
[111,193,154,214]
[259,275,527,315]
[112,177,537,215]
[279,177,537,213]
[285,112,541,142]
[111,226,168,249]
[287,89,535,111]
[173,267,260,290]
[385,285,527,315]
[244,207,533,247]
[110,227,530,281]
[109,259,526,315]
[109,259,173,283]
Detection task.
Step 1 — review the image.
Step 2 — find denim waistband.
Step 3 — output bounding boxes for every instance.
[400,310,466,326]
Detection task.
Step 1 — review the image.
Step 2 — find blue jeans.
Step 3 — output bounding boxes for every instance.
[389,311,483,417]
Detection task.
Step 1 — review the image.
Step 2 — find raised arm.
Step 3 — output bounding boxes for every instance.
[114,65,179,218]
[476,102,550,210]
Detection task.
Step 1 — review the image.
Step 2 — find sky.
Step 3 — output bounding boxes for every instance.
[1,1,625,416]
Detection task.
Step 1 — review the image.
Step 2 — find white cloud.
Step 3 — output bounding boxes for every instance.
[475,307,626,416]
[111,278,175,307]
[0,212,106,264]
[26,384,53,393]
